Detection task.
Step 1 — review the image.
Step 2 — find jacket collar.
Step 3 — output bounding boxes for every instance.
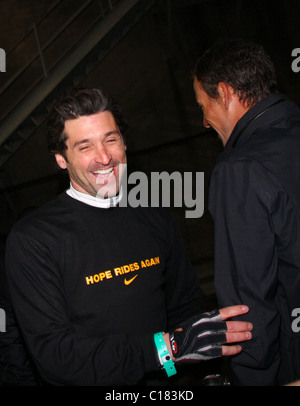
[225,93,288,149]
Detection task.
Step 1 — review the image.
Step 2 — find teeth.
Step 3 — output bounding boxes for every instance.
[93,167,114,175]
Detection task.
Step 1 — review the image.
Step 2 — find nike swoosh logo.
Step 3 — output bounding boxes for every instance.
[124,275,138,285]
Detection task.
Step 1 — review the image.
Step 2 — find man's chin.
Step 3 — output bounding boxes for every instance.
[95,176,119,199]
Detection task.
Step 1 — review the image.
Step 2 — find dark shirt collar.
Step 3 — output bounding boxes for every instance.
[225,93,288,149]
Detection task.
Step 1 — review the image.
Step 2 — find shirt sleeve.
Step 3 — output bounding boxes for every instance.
[5,227,160,386]
[0,239,39,386]
[208,159,293,385]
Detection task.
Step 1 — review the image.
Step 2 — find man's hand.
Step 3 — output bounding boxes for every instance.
[166,305,252,363]
[219,305,252,356]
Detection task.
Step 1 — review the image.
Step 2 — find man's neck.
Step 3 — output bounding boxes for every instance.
[66,183,122,208]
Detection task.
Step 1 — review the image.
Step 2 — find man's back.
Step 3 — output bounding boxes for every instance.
[209,93,300,385]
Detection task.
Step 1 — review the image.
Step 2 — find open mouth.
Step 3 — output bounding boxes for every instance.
[93,167,114,176]
[92,166,116,185]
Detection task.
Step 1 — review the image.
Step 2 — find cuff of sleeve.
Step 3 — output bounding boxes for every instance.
[136,334,165,373]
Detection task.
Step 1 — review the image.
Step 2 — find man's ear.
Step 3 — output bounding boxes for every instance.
[55,153,67,170]
[217,82,234,109]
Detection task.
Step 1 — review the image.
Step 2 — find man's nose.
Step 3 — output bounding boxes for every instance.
[94,145,111,165]
[203,118,211,128]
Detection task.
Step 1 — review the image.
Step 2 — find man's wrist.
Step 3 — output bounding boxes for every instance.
[162,333,175,361]
[153,332,177,377]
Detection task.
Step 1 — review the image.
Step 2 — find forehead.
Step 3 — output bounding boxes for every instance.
[64,111,117,141]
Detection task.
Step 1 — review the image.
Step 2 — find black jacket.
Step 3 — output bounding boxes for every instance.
[209,93,300,385]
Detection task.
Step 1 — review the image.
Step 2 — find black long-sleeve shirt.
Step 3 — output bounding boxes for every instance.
[5,193,204,385]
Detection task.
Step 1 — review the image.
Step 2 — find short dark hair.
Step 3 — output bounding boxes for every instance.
[47,88,128,159]
[193,38,278,107]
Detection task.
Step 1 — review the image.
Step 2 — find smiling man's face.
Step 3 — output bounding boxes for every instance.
[55,111,127,198]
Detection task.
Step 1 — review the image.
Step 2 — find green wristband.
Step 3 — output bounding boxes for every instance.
[154,332,177,377]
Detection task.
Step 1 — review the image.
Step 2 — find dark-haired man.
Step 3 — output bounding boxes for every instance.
[5,88,252,386]
[193,38,300,385]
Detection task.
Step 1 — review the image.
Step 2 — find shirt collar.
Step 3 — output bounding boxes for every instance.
[226,93,288,149]
[66,183,122,208]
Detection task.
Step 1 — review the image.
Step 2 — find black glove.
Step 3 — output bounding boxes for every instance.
[169,310,227,363]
